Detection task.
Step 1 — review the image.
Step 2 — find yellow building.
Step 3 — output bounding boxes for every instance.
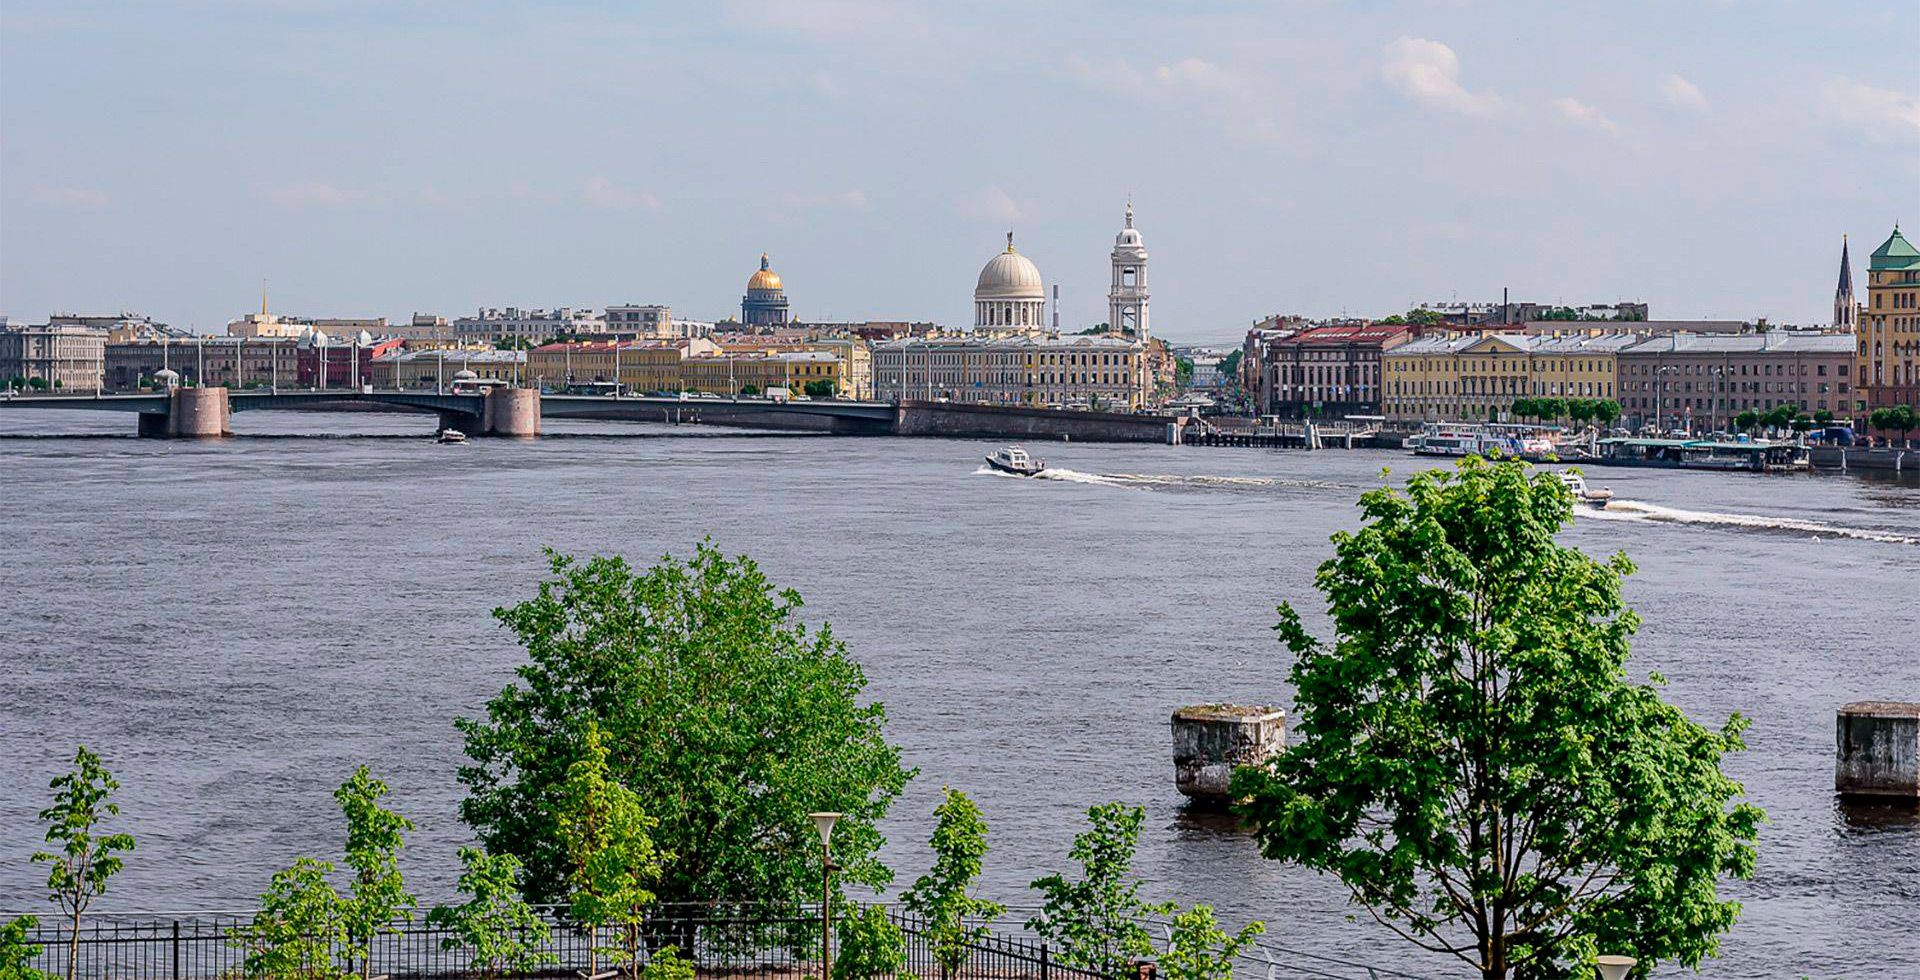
[1384,333,1635,422]
[1858,225,1920,416]
[527,339,850,397]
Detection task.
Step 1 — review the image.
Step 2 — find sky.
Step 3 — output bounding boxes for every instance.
[2,1,1916,344]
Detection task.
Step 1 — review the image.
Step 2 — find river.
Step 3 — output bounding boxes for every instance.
[1,410,1916,979]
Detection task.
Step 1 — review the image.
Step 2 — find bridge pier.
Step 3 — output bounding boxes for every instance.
[480,387,540,437]
[139,387,230,438]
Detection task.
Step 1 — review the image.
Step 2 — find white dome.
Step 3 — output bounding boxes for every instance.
[975,242,1044,301]
[1116,227,1142,247]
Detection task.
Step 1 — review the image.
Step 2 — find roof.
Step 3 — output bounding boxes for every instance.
[876,334,1141,352]
[1529,333,1644,354]
[1385,335,1479,356]
[1869,225,1920,271]
[1274,322,1411,347]
[1618,332,1854,356]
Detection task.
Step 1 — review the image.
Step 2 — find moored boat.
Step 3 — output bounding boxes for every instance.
[985,445,1045,476]
[1591,437,1808,472]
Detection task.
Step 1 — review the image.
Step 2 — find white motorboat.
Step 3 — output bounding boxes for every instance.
[985,445,1045,477]
[1557,471,1613,507]
[436,428,468,444]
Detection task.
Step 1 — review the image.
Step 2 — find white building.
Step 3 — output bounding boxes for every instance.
[451,307,605,344]
[973,232,1048,335]
[605,304,677,337]
[1109,203,1150,343]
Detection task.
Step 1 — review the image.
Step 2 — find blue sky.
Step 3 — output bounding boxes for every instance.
[2,1,1916,342]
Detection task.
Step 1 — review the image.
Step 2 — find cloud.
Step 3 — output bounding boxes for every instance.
[783,189,871,212]
[722,0,928,43]
[1820,77,1920,141]
[30,186,110,209]
[1065,55,1280,142]
[1660,74,1709,112]
[265,181,359,208]
[581,176,662,211]
[1552,96,1622,136]
[956,186,1022,223]
[1380,37,1500,116]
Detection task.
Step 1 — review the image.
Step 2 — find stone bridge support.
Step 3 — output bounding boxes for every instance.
[1837,701,1920,801]
[139,387,230,438]
[481,387,540,437]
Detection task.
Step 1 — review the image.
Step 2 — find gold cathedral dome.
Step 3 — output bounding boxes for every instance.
[747,253,783,292]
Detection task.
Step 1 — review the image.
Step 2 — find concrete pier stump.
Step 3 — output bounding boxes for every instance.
[165,386,230,438]
[481,387,540,437]
[1172,704,1286,803]
[1836,701,1920,801]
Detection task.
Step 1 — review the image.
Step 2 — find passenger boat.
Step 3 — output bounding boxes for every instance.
[1410,423,1562,461]
[1556,471,1614,508]
[984,445,1045,476]
[1591,438,1808,473]
[436,428,467,444]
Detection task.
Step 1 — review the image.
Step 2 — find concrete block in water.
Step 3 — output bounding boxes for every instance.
[1172,704,1285,801]
[1836,701,1920,801]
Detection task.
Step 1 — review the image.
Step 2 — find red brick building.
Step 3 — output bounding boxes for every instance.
[1258,322,1412,418]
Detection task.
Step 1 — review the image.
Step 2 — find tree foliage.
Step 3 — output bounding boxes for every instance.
[1027,803,1170,976]
[1233,457,1762,979]
[32,746,135,980]
[558,725,663,979]
[233,858,350,980]
[457,544,913,910]
[334,767,415,980]
[426,848,555,980]
[901,788,1006,980]
[1152,906,1263,980]
[832,903,906,980]
[1,916,51,980]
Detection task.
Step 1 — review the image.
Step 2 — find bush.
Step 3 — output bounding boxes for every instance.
[834,903,906,980]
[639,945,694,980]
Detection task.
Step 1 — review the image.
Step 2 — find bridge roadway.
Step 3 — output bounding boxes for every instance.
[0,388,903,437]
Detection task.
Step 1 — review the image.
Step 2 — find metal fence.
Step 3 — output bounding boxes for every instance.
[8,906,1113,980]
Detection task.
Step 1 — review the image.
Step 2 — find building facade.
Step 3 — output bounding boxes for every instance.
[1,321,107,390]
[1259,322,1410,418]
[451,307,605,345]
[1619,332,1855,432]
[1382,333,1635,423]
[1857,225,1920,417]
[106,337,300,391]
[873,335,1145,409]
[742,254,790,328]
[371,349,527,390]
[604,305,680,338]
[1108,203,1150,343]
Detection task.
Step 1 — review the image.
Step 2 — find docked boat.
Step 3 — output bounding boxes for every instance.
[436,428,467,444]
[1557,471,1614,508]
[1410,423,1563,461]
[1591,437,1809,473]
[985,445,1045,476]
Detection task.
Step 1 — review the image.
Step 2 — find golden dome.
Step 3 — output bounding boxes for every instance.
[747,252,783,292]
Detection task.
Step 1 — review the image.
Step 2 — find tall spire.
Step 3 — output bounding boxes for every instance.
[1834,234,1856,331]
[261,279,269,317]
[1124,198,1134,229]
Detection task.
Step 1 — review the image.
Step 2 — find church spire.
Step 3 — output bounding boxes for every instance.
[1834,234,1857,331]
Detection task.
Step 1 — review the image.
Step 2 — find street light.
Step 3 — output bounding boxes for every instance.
[1595,954,1636,980]
[808,812,842,980]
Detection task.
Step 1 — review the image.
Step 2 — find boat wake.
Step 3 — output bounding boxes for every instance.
[973,466,1351,493]
[1582,499,1918,545]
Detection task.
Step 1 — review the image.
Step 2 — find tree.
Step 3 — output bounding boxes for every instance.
[1593,400,1621,430]
[1812,409,1834,427]
[557,726,663,980]
[804,379,837,398]
[32,747,135,980]
[1567,400,1594,427]
[458,545,912,911]
[833,903,906,980]
[1218,350,1242,387]
[1733,410,1759,435]
[740,384,760,395]
[232,858,349,980]
[1889,404,1918,447]
[1,915,52,980]
[1027,803,1171,976]
[427,848,555,980]
[1175,358,1195,388]
[900,788,1005,980]
[1233,457,1763,979]
[334,767,415,980]
[1150,906,1263,980]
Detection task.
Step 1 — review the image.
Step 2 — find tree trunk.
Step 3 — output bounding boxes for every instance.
[67,907,82,980]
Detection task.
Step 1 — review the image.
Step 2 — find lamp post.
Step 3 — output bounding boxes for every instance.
[808,812,842,980]
[1595,954,1636,980]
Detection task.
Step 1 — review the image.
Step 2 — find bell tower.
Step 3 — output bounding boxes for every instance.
[1108,201,1149,342]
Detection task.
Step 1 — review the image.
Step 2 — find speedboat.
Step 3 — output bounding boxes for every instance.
[436,428,468,444]
[985,445,1045,477]
[1557,471,1613,508]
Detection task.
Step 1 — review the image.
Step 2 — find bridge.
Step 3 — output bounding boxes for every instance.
[0,388,1175,442]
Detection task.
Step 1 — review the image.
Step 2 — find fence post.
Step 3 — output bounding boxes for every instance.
[1040,942,1049,980]
[171,920,180,980]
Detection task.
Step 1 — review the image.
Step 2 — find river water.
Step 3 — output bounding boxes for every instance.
[2,411,1916,979]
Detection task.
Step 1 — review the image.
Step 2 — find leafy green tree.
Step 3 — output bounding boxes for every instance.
[1566,399,1593,426]
[1593,400,1621,429]
[833,903,906,980]
[1218,350,1242,386]
[333,767,415,980]
[1,915,51,980]
[740,384,760,395]
[1175,358,1195,388]
[32,747,135,980]
[804,379,837,398]
[639,944,695,980]
[559,725,663,979]
[1733,409,1759,435]
[457,545,912,911]
[901,788,1006,980]
[233,857,349,980]
[1027,803,1171,976]
[1889,404,1919,447]
[427,848,555,980]
[1233,457,1763,979]
[1148,906,1263,980]
[1812,409,1834,427]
